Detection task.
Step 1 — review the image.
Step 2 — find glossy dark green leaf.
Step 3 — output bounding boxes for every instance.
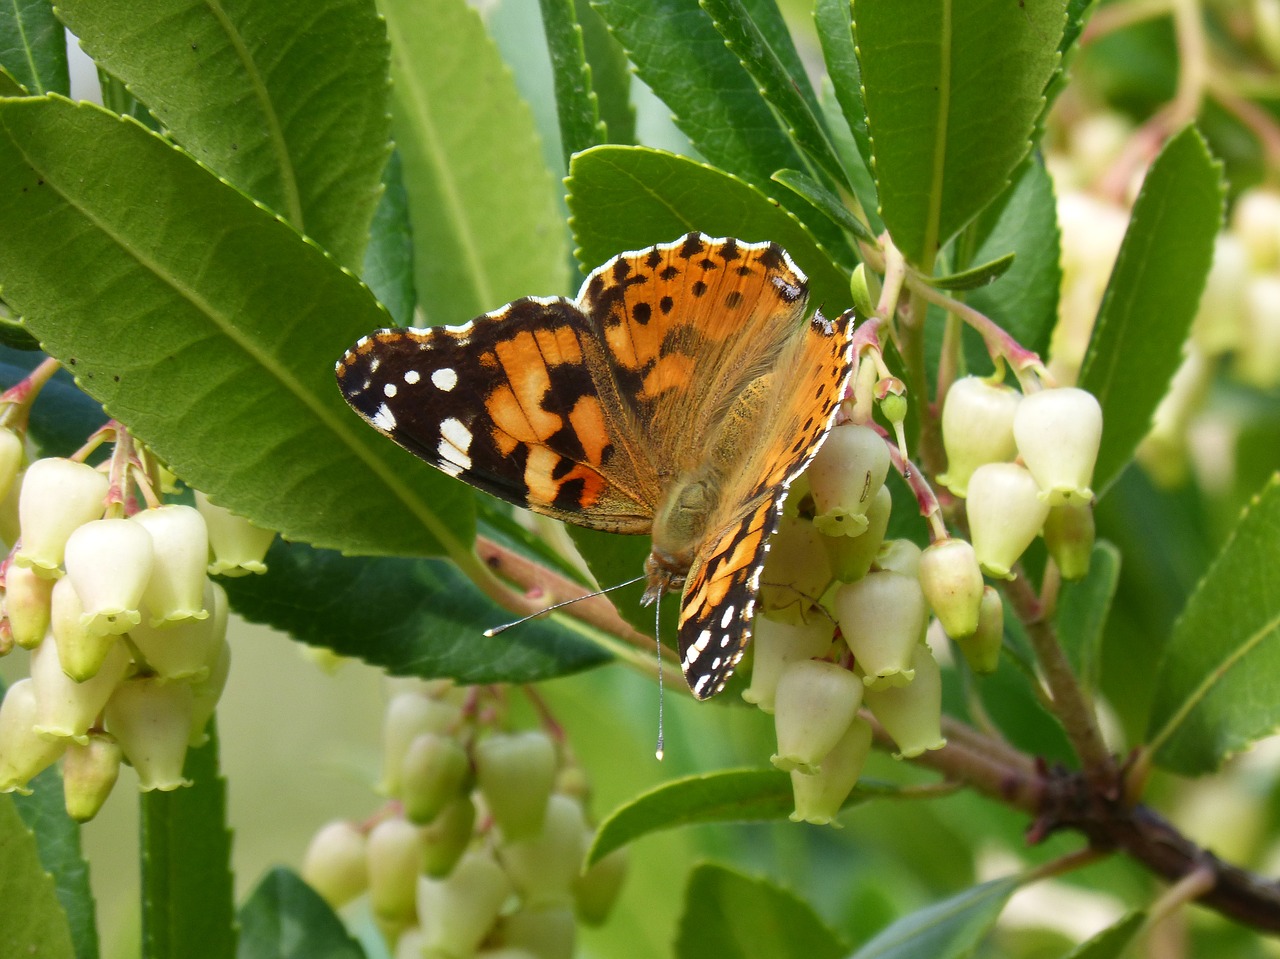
[0,95,471,558]
[700,0,846,187]
[814,0,870,171]
[1147,476,1280,775]
[849,876,1020,959]
[58,0,391,271]
[361,149,416,326]
[140,726,236,959]
[773,168,876,244]
[1057,541,1121,696]
[576,0,635,144]
[0,0,67,95]
[13,767,98,959]
[0,66,27,97]
[926,253,1016,292]
[675,863,846,959]
[0,794,74,959]
[854,0,1065,268]
[383,0,568,325]
[220,539,611,685]
[1079,127,1223,495]
[237,867,365,959]
[539,0,606,167]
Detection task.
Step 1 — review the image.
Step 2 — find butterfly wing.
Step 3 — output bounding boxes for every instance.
[336,297,656,532]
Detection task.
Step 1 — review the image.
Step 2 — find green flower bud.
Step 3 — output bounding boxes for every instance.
[0,679,66,793]
[965,463,1049,579]
[807,424,890,538]
[789,717,872,826]
[918,539,984,638]
[498,794,588,909]
[741,615,835,713]
[302,819,369,909]
[820,484,892,584]
[417,849,513,958]
[15,459,109,578]
[758,515,832,623]
[0,427,24,505]
[937,377,1020,497]
[63,732,122,822]
[51,577,117,681]
[953,587,1004,675]
[379,691,462,798]
[835,571,926,689]
[131,505,209,626]
[65,518,154,635]
[401,732,471,825]
[30,629,129,743]
[850,263,874,317]
[104,677,194,791]
[771,660,862,774]
[195,490,275,576]
[6,562,53,649]
[573,843,628,927]
[367,816,423,928]
[1043,501,1095,581]
[129,578,224,683]
[475,730,558,842]
[421,794,477,878]
[864,644,946,758]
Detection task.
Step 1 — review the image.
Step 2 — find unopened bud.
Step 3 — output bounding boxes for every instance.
[937,377,1020,497]
[499,794,588,909]
[64,518,154,635]
[864,644,946,758]
[789,716,873,825]
[1043,502,1095,581]
[379,691,462,798]
[771,660,862,773]
[302,819,369,909]
[131,505,209,626]
[742,615,835,712]
[0,679,66,793]
[51,577,117,681]
[30,630,129,743]
[417,849,513,957]
[15,459,109,577]
[195,491,275,576]
[6,563,53,649]
[919,539,984,638]
[953,587,1004,674]
[366,816,422,927]
[400,731,470,825]
[475,730,557,842]
[63,732,122,822]
[1013,387,1102,506]
[835,571,927,689]
[966,463,1050,579]
[807,424,890,538]
[104,677,195,791]
[421,794,477,878]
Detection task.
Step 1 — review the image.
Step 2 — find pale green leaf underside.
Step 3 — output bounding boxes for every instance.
[849,876,1021,959]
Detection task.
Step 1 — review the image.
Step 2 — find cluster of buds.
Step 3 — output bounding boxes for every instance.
[301,681,627,959]
[0,416,274,820]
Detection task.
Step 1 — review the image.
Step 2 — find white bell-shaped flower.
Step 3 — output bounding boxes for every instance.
[771,659,862,774]
[875,538,922,578]
[821,484,892,584]
[378,691,462,797]
[129,578,224,682]
[919,538,985,639]
[30,630,129,743]
[64,518,154,635]
[400,731,470,825]
[966,462,1050,579]
[187,638,231,746]
[15,458,108,577]
[366,816,422,928]
[0,679,67,793]
[741,615,835,713]
[757,514,832,623]
[195,491,275,576]
[301,819,369,909]
[1239,274,1280,389]
[835,571,927,689]
[6,562,54,649]
[806,424,890,537]
[475,730,557,842]
[104,677,194,791]
[790,717,873,826]
[864,644,947,758]
[1012,387,1103,506]
[417,848,513,957]
[50,577,118,681]
[498,794,588,909]
[1232,186,1280,270]
[131,505,209,626]
[937,377,1021,497]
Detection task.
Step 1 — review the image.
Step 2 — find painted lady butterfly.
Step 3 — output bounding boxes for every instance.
[336,233,855,699]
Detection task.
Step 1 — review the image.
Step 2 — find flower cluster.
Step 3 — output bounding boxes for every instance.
[0,422,274,820]
[741,380,1102,825]
[301,681,626,959]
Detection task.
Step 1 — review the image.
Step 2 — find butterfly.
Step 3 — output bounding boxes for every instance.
[336,232,856,699]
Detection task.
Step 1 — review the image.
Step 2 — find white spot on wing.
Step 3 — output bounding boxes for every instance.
[720,605,735,628]
[383,383,397,398]
[431,368,458,392]
[440,417,472,453]
[695,629,712,652]
[404,370,421,385]
[372,404,396,431]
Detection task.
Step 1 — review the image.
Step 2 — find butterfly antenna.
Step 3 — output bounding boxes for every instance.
[483,574,647,637]
[655,594,665,762]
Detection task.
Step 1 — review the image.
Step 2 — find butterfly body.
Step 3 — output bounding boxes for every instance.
[337,232,855,699]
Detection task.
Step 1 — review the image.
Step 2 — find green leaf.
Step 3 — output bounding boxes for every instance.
[220,540,611,684]
[1147,476,1280,775]
[361,149,416,326]
[1062,910,1145,959]
[925,253,1016,292]
[853,0,1065,268]
[237,867,365,959]
[57,0,391,271]
[576,0,635,144]
[849,876,1020,959]
[0,65,28,96]
[587,769,897,865]
[1057,541,1121,696]
[13,767,98,959]
[0,794,75,959]
[141,727,236,959]
[700,0,847,188]
[0,0,68,95]
[1079,126,1224,495]
[539,0,606,167]
[675,863,846,959]
[814,0,871,173]
[567,145,854,316]
[773,169,876,244]
[0,95,471,558]
[382,0,568,325]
